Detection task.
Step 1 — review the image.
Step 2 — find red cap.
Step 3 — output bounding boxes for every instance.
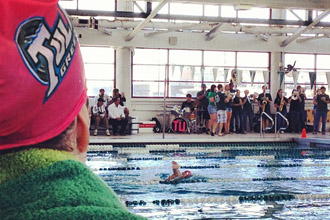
[0,0,87,150]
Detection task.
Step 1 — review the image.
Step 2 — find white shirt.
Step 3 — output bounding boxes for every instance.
[93,94,111,107]
[92,105,106,117]
[108,103,125,119]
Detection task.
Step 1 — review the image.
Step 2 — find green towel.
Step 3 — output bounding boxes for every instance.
[0,149,145,220]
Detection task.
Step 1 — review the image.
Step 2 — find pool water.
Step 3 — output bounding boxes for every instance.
[87,143,330,219]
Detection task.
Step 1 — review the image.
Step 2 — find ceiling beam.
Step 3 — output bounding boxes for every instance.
[281,10,330,47]
[296,35,329,43]
[205,23,230,41]
[66,10,330,28]
[97,19,330,35]
[125,0,169,41]
[124,0,330,11]
[144,24,201,37]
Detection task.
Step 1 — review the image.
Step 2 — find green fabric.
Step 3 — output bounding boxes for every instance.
[208,92,216,106]
[0,148,75,185]
[0,149,145,220]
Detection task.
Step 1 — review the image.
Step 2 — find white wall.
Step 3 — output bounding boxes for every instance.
[78,28,325,121]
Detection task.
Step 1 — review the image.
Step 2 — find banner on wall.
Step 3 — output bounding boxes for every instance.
[200,67,205,83]
[237,69,243,85]
[327,72,330,90]
[180,65,184,79]
[292,71,299,88]
[250,70,256,86]
[224,69,229,82]
[212,68,218,82]
[190,66,195,81]
[263,71,269,86]
[278,71,285,90]
[309,72,316,90]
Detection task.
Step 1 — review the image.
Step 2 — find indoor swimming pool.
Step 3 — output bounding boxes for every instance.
[86,142,330,220]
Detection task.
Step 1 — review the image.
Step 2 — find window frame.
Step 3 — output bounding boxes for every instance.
[80,45,116,97]
[132,48,270,98]
[284,52,330,99]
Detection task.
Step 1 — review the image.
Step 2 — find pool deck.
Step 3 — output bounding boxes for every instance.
[89,132,330,145]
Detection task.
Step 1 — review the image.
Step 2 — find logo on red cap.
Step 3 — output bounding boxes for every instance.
[15,6,77,102]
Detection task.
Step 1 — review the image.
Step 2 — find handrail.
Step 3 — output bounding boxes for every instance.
[260,112,274,137]
[275,112,289,137]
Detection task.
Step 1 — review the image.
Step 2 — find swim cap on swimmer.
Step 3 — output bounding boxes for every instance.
[0,0,87,150]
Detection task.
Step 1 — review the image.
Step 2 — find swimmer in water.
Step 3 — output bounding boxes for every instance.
[165,161,182,181]
[165,161,192,181]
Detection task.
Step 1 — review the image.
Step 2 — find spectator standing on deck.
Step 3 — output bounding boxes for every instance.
[274,89,288,133]
[242,90,254,133]
[288,89,302,133]
[196,84,210,133]
[297,85,307,130]
[313,86,330,135]
[207,85,218,136]
[232,89,245,134]
[214,84,228,136]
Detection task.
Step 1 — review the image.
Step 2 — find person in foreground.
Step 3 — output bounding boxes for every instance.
[0,1,144,219]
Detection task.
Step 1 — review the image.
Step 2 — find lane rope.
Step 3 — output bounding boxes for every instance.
[125,193,330,206]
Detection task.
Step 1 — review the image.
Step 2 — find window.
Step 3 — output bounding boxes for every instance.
[221,6,236,18]
[132,49,167,97]
[313,11,330,22]
[58,0,77,9]
[59,0,115,11]
[80,47,115,96]
[286,10,306,21]
[78,0,115,11]
[133,49,270,98]
[238,8,270,19]
[204,5,219,17]
[170,3,203,16]
[284,53,330,98]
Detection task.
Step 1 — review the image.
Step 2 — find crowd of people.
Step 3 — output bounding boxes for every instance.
[92,88,129,136]
[194,83,329,136]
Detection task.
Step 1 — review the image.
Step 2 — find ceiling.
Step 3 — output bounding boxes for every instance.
[63,0,330,46]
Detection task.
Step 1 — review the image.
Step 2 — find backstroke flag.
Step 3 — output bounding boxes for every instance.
[309,72,316,89]
[327,72,330,90]
[278,71,285,89]
[250,70,256,86]
[237,69,242,85]
[200,67,205,83]
[212,68,218,82]
[190,66,195,80]
[263,71,269,85]
[224,69,229,82]
[292,71,299,88]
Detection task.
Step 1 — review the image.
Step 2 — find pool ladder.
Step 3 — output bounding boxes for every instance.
[260,112,289,137]
[274,112,289,137]
[260,112,274,137]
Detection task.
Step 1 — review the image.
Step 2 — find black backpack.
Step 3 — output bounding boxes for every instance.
[151,117,162,133]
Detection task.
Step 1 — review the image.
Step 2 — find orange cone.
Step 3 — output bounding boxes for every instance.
[301,128,307,138]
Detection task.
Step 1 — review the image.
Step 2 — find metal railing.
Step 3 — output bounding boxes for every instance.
[260,112,274,137]
[275,112,289,137]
